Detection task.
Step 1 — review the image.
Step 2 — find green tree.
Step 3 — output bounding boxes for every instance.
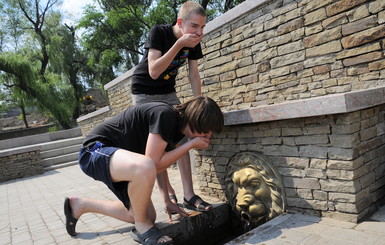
[0,53,73,128]
[0,0,36,127]
[78,1,155,85]
[0,0,89,128]
[44,12,86,119]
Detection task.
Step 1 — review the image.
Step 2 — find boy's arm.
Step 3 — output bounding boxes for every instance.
[145,133,179,216]
[148,33,203,80]
[145,133,208,218]
[146,133,204,172]
[148,46,183,80]
[188,59,202,97]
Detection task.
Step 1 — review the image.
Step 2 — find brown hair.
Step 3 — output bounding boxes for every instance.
[175,96,224,134]
[178,1,206,21]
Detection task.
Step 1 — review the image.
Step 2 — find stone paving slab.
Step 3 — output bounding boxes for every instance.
[0,165,220,245]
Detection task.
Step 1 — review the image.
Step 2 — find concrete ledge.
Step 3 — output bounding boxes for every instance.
[0,127,82,150]
[0,123,57,140]
[0,146,40,157]
[224,86,385,126]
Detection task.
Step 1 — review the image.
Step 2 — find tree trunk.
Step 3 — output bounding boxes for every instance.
[20,104,30,128]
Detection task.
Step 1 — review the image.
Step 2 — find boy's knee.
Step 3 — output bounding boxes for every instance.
[137,156,156,180]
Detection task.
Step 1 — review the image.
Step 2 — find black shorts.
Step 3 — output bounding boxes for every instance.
[78,142,131,209]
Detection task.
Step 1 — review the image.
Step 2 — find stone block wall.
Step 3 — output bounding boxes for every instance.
[0,148,42,182]
[104,72,133,117]
[77,107,111,136]
[175,0,385,110]
[79,0,385,134]
[195,103,385,222]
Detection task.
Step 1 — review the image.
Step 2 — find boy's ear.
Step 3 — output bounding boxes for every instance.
[177,18,183,27]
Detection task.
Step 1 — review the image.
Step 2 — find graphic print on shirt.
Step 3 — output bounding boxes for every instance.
[163,49,189,80]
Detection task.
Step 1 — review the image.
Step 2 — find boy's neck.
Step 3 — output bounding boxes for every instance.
[172,24,183,39]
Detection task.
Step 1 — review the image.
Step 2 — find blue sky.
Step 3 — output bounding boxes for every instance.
[60,0,96,25]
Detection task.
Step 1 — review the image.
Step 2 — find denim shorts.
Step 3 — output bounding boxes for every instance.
[78,142,131,209]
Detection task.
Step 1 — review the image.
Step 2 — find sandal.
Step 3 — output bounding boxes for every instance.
[183,195,212,212]
[64,197,78,236]
[130,226,173,245]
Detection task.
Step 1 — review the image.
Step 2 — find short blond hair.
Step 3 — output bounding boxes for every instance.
[178,1,206,21]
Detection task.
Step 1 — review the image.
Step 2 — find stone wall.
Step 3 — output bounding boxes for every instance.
[79,0,385,134]
[0,148,42,182]
[76,0,385,222]
[174,0,385,110]
[196,100,385,222]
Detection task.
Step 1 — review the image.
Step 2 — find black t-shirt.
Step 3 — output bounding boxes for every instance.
[83,102,185,153]
[131,24,203,95]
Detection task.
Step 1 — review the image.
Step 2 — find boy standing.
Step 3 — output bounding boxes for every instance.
[131,1,211,217]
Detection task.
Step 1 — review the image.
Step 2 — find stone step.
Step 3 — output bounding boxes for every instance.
[43,160,78,171]
[40,144,82,159]
[39,136,84,151]
[41,152,79,168]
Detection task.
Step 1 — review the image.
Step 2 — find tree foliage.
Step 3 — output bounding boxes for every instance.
[0,0,86,128]
[0,53,74,128]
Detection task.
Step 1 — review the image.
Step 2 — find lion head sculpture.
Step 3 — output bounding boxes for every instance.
[225,152,286,229]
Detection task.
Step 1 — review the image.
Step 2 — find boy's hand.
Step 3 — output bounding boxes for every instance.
[178,33,204,48]
[189,136,210,149]
[164,202,189,221]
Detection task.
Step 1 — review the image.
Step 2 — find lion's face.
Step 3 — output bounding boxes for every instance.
[232,167,271,224]
[225,152,286,229]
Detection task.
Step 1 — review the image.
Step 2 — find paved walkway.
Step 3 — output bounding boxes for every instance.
[0,165,219,245]
[226,207,385,245]
[1,165,385,245]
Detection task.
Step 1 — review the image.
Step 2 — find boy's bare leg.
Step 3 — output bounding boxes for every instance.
[165,171,177,204]
[178,151,212,210]
[68,197,136,223]
[70,149,171,243]
[178,152,194,199]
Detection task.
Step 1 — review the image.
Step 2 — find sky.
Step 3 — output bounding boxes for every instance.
[60,0,96,25]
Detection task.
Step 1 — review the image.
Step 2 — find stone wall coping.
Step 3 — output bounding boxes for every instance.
[204,0,270,34]
[224,86,385,126]
[0,146,40,157]
[77,106,110,123]
[104,67,134,91]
